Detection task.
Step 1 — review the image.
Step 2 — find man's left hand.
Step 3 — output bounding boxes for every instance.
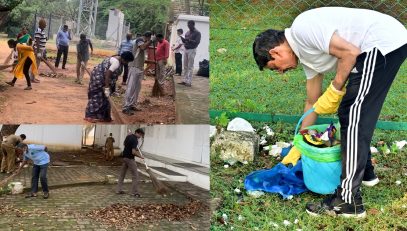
[314,82,346,114]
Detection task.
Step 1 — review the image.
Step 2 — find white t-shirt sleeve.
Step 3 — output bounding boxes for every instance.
[109,57,120,72]
[302,64,319,80]
[291,13,337,54]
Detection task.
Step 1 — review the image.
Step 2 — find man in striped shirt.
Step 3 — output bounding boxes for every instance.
[30,18,48,83]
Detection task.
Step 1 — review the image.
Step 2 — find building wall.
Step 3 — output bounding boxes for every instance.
[106,9,124,44]
[142,125,209,167]
[169,15,209,70]
[14,125,83,151]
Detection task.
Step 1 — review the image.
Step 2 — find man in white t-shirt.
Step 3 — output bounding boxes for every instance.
[172,28,184,75]
[253,7,407,218]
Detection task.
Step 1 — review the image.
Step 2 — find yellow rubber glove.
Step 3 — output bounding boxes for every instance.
[281,146,301,166]
[314,82,346,114]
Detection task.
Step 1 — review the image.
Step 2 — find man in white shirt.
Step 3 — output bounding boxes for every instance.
[253,7,407,218]
[172,29,184,75]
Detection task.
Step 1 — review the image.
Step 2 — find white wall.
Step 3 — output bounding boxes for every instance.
[142,125,209,167]
[169,15,209,70]
[14,125,83,151]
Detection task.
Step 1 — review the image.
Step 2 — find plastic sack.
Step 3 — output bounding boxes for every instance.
[244,161,307,199]
[293,124,341,194]
[9,182,24,194]
[197,59,209,77]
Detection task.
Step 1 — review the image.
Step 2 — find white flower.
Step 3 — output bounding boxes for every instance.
[242,161,248,165]
[283,220,291,226]
[222,213,228,222]
[294,219,299,224]
[238,215,244,221]
[269,222,279,228]
[234,188,241,194]
[396,180,401,185]
[286,195,293,200]
[224,164,229,169]
[370,147,379,154]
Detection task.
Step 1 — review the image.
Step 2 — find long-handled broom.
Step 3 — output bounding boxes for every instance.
[137,146,168,195]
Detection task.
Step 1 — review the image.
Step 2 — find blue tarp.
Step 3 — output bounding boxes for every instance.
[244,160,308,198]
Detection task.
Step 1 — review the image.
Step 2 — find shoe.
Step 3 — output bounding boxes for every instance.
[305,189,366,218]
[116,191,125,194]
[43,192,49,199]
[362,169,379,187]
[122,109,134,116]
[62,67,66,70]
[177,82,186,85]
[185,83,192,87]
[31,79,40,83]
[24,86,32,90]
[5,81,14,87]
[25,193,37,198]
[132,193,142,198]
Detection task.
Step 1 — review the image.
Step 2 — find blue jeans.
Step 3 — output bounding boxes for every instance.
[31,163,49,193]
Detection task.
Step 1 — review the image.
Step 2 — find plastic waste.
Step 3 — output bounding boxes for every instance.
[227,118,255,133]
[244,161,307,198]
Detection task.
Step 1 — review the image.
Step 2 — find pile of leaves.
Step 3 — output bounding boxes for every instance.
[39,72,66,78]
[86,200,206,228]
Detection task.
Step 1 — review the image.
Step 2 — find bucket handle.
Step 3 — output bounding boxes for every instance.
[294,107,315,135]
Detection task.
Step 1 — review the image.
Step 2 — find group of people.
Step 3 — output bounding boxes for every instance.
[1,134,50,199]
[4,19,94,89]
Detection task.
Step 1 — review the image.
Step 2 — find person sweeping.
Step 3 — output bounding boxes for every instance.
[116,128,145,197]
[253,7,406,218]
[5,39,38,90]
[19,143,50,199]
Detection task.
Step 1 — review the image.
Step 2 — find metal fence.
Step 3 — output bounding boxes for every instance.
[211,0,407,31]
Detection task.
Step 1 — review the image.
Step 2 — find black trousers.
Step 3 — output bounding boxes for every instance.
[12,57,32,87]
[175,53,182,74]
[55,45,69,68]
[122,63,129,84]
[338,44,407,203]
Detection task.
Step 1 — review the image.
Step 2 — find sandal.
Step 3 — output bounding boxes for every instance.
[5,81,14,87]
[24,86,32,90]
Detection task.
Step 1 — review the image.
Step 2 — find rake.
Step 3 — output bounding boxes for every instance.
[137,147,168,195]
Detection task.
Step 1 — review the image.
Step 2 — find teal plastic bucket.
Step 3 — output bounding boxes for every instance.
[293,124,342,194]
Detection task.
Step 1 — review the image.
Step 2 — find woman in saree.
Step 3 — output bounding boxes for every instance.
[5,39,38,90]
[84,51,134,122]
[17,27,31,44]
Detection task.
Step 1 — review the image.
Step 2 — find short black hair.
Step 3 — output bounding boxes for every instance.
[20,134,26,140]
[144,31,152,37]
[80,33,86,40]
[253,29,286,71]
[120,51,134,62]
[177,29,183,34]
[156,34,164,39]
[188,20,195,26]
[7,39,17,47]
[63,25,68,29]
[135,128,145,136]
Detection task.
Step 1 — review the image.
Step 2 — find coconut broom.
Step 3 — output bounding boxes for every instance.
[137,147,168,195]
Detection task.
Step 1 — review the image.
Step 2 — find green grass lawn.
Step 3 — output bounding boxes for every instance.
[209,3,407,122]
[210,122,407,230]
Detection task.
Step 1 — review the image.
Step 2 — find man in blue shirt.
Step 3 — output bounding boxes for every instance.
[55,25,71,69]
[19,143,50,199]
[118,33,134,86]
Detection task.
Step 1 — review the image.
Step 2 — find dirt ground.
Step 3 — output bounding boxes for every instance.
[0,39,175,124]
[50,148,123,166]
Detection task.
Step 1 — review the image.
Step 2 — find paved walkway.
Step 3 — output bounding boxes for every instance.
[173,74,209,124]
[0,166,210,231]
